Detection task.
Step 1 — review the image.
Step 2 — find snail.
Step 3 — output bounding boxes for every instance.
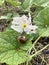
[18,35,27,43]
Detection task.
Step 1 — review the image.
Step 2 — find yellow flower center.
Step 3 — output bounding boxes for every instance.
[22,23,27,29]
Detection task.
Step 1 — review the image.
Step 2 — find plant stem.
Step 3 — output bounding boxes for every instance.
[26,61,28,65]
[30,44,49,59]
[28,33,42,55]
[33,46,48,64]
[33,34,42,46]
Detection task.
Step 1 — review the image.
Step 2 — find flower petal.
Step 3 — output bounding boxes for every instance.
[24,25,38,34]
[21,15,31,25]
[28,25,38,30]
[11,25,23,33]
[12,17,21,25]
[12,17,26,26]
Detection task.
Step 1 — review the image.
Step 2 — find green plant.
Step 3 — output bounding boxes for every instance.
[0,0,49,65]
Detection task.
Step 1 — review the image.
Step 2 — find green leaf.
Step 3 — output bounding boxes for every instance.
[33,0,49,7]
[34,7,49,36]
[6,0,21,7]
[21,0,33,11]
[0,0,4,6]
[21,0,49,11]
[34,6,44,18]
[42,28,49,36]
[0,16,8,20]
[0,30,33,65]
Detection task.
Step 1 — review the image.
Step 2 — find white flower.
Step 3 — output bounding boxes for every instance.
[11,13,38,34]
